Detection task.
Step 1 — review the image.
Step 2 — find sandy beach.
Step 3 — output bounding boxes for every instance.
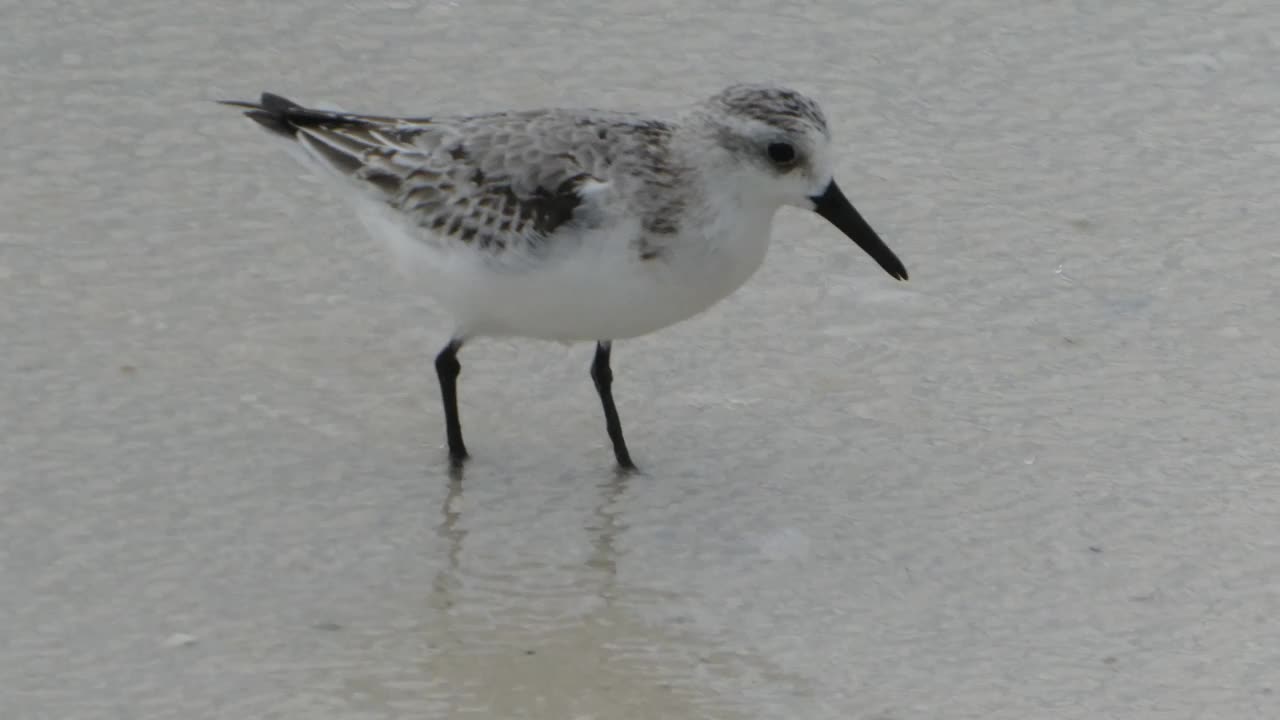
[3,1,1279,717]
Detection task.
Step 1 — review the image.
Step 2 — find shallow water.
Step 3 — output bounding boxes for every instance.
[4,1,1280,718]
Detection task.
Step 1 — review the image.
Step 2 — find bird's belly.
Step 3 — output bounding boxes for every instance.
[368,203,772,341]
[443,253,744,341]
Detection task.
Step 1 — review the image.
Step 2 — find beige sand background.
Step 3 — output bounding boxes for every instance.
[3,1,1279,718]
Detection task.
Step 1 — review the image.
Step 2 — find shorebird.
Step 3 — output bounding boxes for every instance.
[221,84,908,470]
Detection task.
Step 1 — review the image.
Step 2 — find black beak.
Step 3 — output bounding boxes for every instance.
[809,180,908,281]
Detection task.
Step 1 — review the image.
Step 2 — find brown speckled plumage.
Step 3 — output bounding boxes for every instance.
[222,93,688,261]
[710,84,830,137]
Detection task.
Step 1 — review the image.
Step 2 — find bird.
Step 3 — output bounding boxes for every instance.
[219,83,908,471]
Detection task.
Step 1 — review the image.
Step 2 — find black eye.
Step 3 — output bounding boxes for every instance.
[766,142,797,165]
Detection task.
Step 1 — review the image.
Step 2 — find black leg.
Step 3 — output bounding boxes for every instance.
[591,341,636,470]
[435,338,468,466]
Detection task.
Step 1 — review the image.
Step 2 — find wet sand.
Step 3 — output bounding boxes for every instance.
[4,1,1279,718]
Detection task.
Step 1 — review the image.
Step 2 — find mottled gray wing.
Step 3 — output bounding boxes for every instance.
[224,94,611,259]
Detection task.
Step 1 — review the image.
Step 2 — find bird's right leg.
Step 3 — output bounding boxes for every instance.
[591,341,637,471]
[434,338,468,465]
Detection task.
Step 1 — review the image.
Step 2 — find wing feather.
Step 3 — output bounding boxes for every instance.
[222,93,683,264]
